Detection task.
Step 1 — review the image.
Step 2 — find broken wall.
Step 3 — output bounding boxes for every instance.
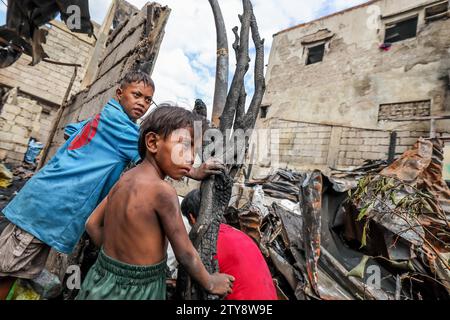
[46,3,171,160]
[0,20,96,106]
[0,20,97,163]
[263,118,432,172]
[0,89,43,163]
[257,0,450,173]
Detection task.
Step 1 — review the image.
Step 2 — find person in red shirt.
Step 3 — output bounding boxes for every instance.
[181,189,277,300]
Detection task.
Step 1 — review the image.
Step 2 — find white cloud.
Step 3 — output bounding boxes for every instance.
[87,0,370,117]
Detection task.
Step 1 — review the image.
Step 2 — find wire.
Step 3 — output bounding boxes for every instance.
[0,0,7,8]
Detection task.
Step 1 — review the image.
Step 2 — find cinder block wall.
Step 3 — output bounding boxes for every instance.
[0,20,96,164]
[0,89,43,163]
[275,121,332,166]
[257,0,450,173]
[262,118,440,172]
[0,20,95,106]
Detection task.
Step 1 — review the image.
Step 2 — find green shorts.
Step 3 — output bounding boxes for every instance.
[76,248,167,300]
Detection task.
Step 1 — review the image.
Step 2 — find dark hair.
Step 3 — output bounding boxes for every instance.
[120,70,155,91]
[138,105,197,160]
[181,189,201,220]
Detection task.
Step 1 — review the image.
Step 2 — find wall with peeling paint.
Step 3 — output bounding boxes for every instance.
[255,0,450,173]
[262,0,449,130]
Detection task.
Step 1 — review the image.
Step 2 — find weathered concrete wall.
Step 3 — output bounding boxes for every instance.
[46,3,171,160]
[37,107,58,144]
[0,89,43,163]
[0,20,96,106]
[259,117,441,174]
[257,0,450,173]
[0,20,97,163]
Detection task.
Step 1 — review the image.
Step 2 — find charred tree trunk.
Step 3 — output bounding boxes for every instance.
[177,0,265,300]
[229,6,265,179]
[209,0,229,128]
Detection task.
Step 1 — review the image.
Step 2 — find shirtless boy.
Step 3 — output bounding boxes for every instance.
[76,105,234,300]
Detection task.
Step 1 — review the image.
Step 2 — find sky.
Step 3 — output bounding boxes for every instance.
[0,0,368,115]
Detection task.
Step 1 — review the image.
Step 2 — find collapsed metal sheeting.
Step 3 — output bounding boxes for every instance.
[230,138,449,300]
[347,138,450,297]
[300,170,322,297]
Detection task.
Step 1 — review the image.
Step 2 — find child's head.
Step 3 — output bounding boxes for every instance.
[181,189,201,226]
[139,105,198,180]
[116,70,155,121]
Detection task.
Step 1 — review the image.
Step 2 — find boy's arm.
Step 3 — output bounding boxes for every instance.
[85,196,108,247]
[155,183,234,296]
[186,157,225,181]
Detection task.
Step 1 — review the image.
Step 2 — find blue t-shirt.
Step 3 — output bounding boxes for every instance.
[2,99,140,254]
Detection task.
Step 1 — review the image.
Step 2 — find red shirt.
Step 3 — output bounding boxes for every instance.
[216,224,277,300]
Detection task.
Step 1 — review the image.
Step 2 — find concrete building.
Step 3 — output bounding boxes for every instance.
[0,20,96,164]
[255,0,450,175]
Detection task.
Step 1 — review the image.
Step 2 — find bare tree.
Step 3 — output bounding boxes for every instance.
[209,0,229,127]
[177,0,265,300]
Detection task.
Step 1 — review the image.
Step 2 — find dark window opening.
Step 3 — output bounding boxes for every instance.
[260,105,269,119]
[306,43,325,65]
[384,16,418,43]
[425,2,448,21]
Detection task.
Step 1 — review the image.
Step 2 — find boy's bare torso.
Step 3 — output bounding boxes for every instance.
[103,165,169,266]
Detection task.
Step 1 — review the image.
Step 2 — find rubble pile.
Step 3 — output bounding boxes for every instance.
[0,163,35,212]
[227,138,450,300]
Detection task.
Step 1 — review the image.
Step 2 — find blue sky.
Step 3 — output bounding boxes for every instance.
[0,0,368,116]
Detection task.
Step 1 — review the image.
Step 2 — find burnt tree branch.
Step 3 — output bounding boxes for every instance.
[209,0,229,127]
[242,11,265,131]
[229,7,265,178]
[232,26,247,131]
[219,0,252,137]
[178,0,265,300]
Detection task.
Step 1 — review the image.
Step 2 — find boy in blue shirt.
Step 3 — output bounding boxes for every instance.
[0,71,220,299]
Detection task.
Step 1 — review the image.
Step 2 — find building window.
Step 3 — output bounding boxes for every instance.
[378,100,431,121]
[425,1,448,22]
[306,43,325,65]
[384,16,418,43]
[260,105,269,119]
